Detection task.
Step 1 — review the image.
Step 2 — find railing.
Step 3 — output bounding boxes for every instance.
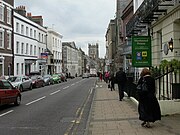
[125,65,180,101]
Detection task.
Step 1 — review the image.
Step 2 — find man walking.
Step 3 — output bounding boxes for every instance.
[115,67,127,101]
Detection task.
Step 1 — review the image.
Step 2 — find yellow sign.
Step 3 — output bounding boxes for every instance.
[142,51,147,57]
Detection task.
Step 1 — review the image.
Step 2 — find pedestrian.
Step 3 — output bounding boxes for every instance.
[109,72,115,91]
[105,71,110,83]
[137,68,161,128]
[115,67,127,101]
[99,72,103,82]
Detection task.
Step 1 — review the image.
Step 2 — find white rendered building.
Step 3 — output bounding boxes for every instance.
[14,6,47,76]
[47,28,63,74]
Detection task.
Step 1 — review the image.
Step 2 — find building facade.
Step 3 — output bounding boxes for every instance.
[62,42,79,77]
[14,6,47,76]
[47,28,63,74]
[88,43,99,60]
[0,0,14,77]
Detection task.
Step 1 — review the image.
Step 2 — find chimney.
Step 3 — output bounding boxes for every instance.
[31,16,43,26]
[15,6,26,17]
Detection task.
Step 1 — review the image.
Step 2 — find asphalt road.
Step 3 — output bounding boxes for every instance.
[0,77,96,135]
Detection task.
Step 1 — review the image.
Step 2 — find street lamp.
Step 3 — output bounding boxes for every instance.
[168,38,173,52]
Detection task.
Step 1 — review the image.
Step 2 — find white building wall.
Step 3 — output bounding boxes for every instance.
[14,12,47,76]
[47,28,63,74]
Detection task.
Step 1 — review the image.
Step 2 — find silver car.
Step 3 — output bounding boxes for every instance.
[8,76,33,92]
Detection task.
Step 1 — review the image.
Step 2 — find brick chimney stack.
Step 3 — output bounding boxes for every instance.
[15,6,26,17]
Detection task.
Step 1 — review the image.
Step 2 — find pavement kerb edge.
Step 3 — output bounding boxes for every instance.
[84,79,97,135]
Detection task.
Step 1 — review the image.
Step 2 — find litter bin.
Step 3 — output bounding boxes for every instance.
[172,83,180,99]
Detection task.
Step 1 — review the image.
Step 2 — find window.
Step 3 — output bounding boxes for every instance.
[30,45,33,55]
[34,30,36,39]
[16,22,19,33]
[42,34,43,43]
[21,25,24,35]
[39,47,41,57]
[0,4,4,22]
[0,30,4,48]
[21,63,24,75]
[16,63,19,75]
[39,33,41,41]
[1,80,12,89]
[7,32,11,49]
[26,27,29,36]
[26,43,28,54]
[21,43,24,54]
[16,41,19,54]
[30,28,32,37]
[7,8,11,24]
[34,46,36,56]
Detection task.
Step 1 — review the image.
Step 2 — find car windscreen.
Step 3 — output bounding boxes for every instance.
[8,77,21,82]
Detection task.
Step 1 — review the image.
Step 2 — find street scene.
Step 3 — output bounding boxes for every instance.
[1,0,180,135]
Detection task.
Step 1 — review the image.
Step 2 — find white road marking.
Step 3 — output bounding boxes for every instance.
[26,96,46,106]
[0,110,14,117]
[71,83,75,86]
[50,89,61,95]
[63,86,69,89]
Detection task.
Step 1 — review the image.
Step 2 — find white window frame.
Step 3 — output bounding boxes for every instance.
[30,45,33,55]
[21,42,24,54]
[7,7,11,25]
[34,45,36,56]
[16,22,19,33]
[21,24,24,35]
[0,29,4,48]
[26,43,28,54]
[7,31,11,49]
[0,4,4,22]
[16,41,19,54]
[26,26,29,36]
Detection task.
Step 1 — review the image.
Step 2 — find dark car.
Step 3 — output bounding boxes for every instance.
[56,73,67,82]
[31,75,45,88]
[0,79,21,106]
[43,75,54,85]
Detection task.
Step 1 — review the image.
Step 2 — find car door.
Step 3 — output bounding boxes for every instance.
[2,80,17,104]
[22,76,29,89]
[0,81,7,105]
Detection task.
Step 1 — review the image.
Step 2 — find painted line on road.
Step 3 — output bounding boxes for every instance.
[0,110,14,117]
[63,86,69,89]
[50,89,61,95]
[26,96,46,106]
[71,83,75,86]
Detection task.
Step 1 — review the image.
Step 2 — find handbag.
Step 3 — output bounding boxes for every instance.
[136,78,148,92]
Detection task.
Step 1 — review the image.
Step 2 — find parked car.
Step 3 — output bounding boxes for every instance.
[56,73,67,82]
[43,75,54,85]
[82,73,89,79]
[8,76,32,92]
[0,79,21,106]
[52,74,61,83]
[30,75,45,88]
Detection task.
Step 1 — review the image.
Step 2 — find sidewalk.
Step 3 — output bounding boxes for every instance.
[85,81,180,135]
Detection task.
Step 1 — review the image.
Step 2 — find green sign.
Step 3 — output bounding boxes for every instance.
[132,36,151,67]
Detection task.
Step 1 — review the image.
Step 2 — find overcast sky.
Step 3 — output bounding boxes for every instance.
[15,0,116,58]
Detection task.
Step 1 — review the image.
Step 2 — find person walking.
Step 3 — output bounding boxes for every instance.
[115,67,127,101]
[137,68,161,128]
[109,72,115,91]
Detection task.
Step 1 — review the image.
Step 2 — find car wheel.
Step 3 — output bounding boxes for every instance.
[42,82,45,87]
[19,85,23,92]
[14,95,21,106]
[29,84,32,90]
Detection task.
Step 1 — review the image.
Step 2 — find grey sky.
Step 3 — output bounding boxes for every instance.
[15,0,116,58]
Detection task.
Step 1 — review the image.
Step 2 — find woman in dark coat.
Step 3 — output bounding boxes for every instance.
[137,68,161,128]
